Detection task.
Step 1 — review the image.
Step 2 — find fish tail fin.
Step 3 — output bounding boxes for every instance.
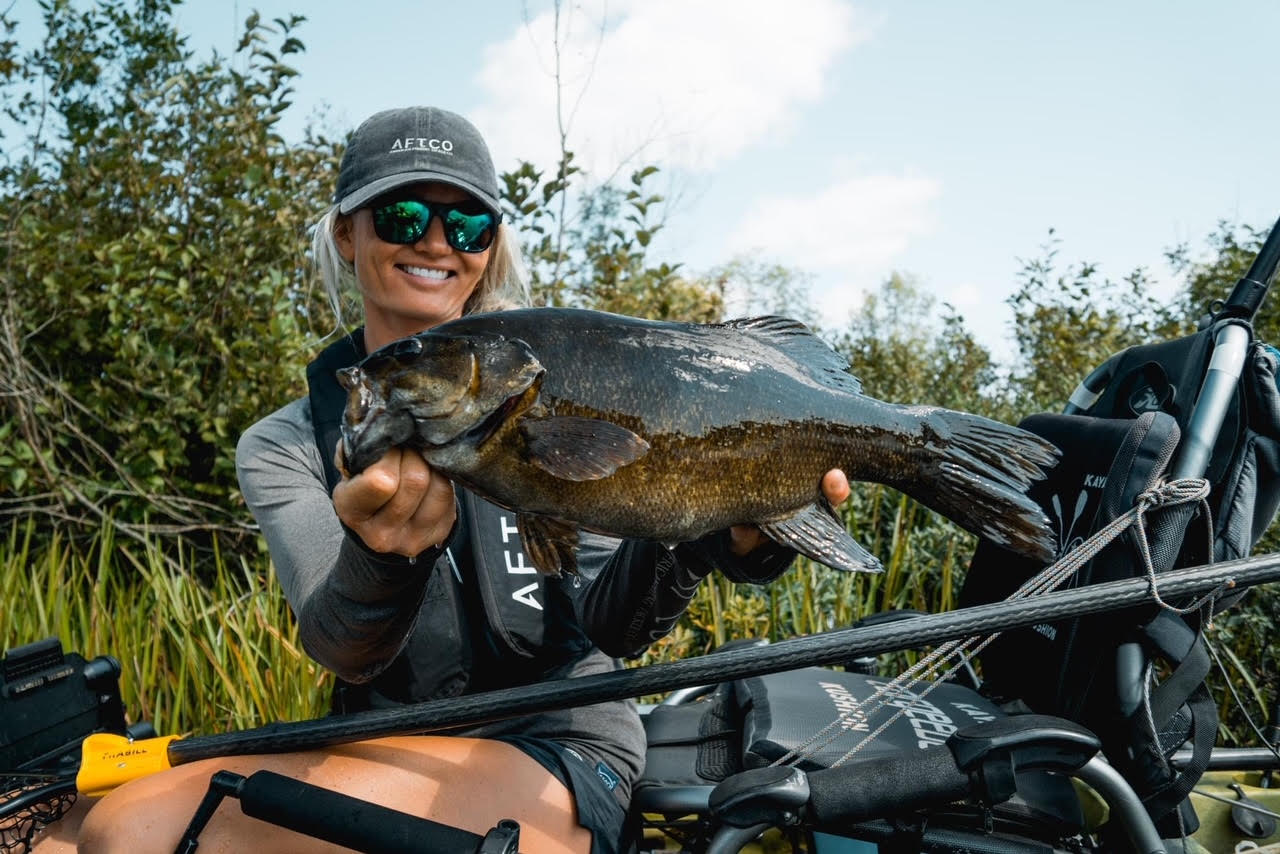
[908,409,1060,562]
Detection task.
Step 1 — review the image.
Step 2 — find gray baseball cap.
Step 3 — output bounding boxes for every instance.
[334,106,502,219]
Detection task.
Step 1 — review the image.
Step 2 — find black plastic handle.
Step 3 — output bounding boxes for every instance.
[709,765,811,828]
[804,714,1101,826]
[805,746,972,825]
[948,714,1100,774]
[236,770,488,854]
[1221,213,1280,321]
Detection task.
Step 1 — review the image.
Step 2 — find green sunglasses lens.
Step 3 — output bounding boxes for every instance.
[371,200,431,244]
[443,208,496,253]
[370,199,497,253]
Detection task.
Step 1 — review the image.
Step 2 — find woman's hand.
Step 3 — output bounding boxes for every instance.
[333,445,456,558]
[728,468,852,557]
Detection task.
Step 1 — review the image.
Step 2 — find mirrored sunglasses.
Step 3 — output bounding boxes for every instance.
[368,197,498,254]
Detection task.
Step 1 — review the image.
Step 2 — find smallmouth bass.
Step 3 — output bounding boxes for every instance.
[338,308,1058,576]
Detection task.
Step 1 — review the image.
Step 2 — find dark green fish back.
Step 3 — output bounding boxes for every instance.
[435,309,870,438]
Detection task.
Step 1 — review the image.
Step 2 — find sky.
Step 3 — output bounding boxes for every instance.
[33,2,1280,363]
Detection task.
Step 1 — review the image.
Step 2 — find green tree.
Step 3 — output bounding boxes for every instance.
[835,273,1000,415]
[708,253,819,328]
[1170,219,1278,343]
[1007,229,1187,414]
[0,1,337,549]
[503,158,723,322]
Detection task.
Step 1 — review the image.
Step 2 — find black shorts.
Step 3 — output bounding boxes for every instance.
[497,736,633,854]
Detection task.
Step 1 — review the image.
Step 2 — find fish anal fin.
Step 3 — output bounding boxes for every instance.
[758,503,883,573]
[522,416,650,481]
[517,513,579,577]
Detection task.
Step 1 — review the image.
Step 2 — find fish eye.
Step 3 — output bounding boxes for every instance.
[337,368,374,424]
[336,366,362,392]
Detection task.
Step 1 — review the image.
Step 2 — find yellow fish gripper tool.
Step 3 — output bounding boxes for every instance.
[76,732,180,797]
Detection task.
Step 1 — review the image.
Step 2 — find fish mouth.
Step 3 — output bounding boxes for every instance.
[341,407,410,476]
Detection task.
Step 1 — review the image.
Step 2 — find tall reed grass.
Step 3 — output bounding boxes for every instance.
[636,485,974,670]
[2,501,1268,745]
[3,486,969,734]
[1,518,330,737]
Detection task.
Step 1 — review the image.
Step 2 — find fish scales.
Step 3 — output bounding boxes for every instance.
[338,307,1059,576]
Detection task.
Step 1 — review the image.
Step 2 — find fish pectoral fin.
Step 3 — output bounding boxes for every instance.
[758,504,883,574]
[518,513,579,577]
[522,416,650,482]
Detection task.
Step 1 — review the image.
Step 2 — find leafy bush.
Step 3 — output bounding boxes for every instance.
[0,1,337,551]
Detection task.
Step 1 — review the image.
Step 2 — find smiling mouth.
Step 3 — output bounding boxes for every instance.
[399,264,452,280]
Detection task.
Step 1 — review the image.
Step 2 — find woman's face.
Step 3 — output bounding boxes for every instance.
[335,181,491,351]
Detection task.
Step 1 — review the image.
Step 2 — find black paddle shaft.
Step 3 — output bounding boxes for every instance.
[168,552,1280,766]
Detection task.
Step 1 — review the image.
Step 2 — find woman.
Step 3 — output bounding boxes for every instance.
[70,106,851,854]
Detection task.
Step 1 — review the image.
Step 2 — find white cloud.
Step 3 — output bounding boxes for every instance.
[715,169,941,329]
[806,276,869,327]
[725,169,942,273]
[471,0,871,177]
[942,281,983,311]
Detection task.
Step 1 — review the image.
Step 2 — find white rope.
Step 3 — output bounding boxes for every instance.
[1132,480,1222,616]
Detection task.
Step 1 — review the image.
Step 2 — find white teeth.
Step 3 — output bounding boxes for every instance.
[401,265,449,280]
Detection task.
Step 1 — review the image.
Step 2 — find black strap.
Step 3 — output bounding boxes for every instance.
[1143,612,1211,725]
[306,329,367,495]
[1124,611,1216,826]
[459,490,548,659]
[1143,683,1215,830]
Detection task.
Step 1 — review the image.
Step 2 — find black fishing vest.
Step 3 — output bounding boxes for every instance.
[306,330,592,712]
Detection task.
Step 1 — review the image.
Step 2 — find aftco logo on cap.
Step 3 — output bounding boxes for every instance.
[389,137,454,155]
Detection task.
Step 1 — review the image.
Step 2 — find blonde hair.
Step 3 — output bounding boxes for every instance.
[311,205,530,330]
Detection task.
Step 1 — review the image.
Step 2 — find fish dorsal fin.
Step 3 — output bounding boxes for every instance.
[718,316,862,395]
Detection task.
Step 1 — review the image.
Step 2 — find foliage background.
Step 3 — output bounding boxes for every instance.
[2,2,1278,747]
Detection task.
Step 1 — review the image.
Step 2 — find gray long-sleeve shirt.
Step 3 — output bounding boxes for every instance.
[235,395,794,801]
